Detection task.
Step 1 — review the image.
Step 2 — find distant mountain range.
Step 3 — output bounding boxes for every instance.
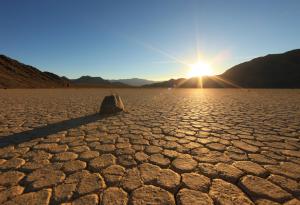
[1,49,299,88]
[109,78,160,86]
[69,76,130,88]
[144,49,300,88]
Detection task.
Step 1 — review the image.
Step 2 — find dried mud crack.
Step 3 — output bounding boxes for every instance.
[0,89,299,205]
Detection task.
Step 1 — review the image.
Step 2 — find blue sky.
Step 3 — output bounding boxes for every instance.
[1,0,300,80]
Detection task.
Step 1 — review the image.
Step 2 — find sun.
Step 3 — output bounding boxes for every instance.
[187,60,213,78]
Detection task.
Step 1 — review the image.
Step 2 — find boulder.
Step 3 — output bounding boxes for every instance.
[99,94,125,114]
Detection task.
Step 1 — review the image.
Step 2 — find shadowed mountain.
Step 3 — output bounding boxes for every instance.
[221,49,300,88]
[144,49,300,88]
[109,78,160,86]
[0,55,70,88]
[2,49,299,88]
[70,76,131,88]
[143,76,229,88]
[0,55,130,88]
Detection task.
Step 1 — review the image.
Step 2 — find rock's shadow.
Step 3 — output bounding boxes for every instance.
[0,113,109,147]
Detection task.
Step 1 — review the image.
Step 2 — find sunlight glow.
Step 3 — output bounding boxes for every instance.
[187,60,213,78]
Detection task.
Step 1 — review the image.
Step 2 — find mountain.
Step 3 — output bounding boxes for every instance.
[109,78,160,86]
[2,49,299,88]
[0,55,70,88]
[0,55,130,88]
[143,76,228,88]
[221,49,300,88]
[70,76,130,88]
[145,49,300,88]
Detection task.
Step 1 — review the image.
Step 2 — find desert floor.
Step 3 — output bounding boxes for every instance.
[0,89,299,205]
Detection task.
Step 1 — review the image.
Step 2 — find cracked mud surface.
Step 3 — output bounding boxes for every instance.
[0,89,299,205]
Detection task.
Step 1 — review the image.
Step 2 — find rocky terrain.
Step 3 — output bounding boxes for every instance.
[0,89,299,204]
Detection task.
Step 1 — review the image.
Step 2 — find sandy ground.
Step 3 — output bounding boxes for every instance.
[0,89,299,204]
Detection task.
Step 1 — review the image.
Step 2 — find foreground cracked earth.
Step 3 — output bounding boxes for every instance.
[0,89,299,205]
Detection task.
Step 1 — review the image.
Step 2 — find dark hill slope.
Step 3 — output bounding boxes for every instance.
[221,49,300,88]
[144,49,300,88]
[0,55,69,88]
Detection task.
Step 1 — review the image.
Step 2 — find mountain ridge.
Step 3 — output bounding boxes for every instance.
[0,55,69,88]
[109,78,160,86]
[1,49,300,88]
[70,76,130,88]
[144,49,300,88]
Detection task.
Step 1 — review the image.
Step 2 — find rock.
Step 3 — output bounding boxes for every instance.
[0,186,24,203]
[206,143,226,151]
[77,173,106,195]
[62,160,86,173]
[69,145,90,153]
[176,188,213,205]
[53,183,76,203]
[72,194,99,205]
[102,187,128,205]
[121,168,143,191]
[23,150,52,161]
[239,175,292,203]
[249,154,277,165]
[116,147,133,155]
[265,162,300,180]
[181,173,210,192]
[130,185,175,205]
[99,94,125,114]
[95,144,116,153]
[26,168,65,190]
[284,199,300,205]
[139,163,161,183]
[215,163,244,183]
[209,179,254,205]
[256,199,281,205]
[21,159,51,171]
[117,154,137,168]
[233,161,268,177]
[0,171,25,187]
[33,143,68,154]
[149,154,170,168]
[232,140,259,153]
[145,146,162,154]
[53,152,78,162]
[64,170,91,184]
[267,174,300,196]
[194,151,231,164]
[198,163,218,178]
[3,189,52,205]
[134,152,149,162]
[281,150,300,158]
[78,151,99,161]
[89,154,116,171]
[171,156,197,173]
[156,169,180,192]
[0,158,25,170]
[102,165,125,186]
[163,150,179,159]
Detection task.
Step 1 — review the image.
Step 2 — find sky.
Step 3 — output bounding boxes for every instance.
[1,0,300,80]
